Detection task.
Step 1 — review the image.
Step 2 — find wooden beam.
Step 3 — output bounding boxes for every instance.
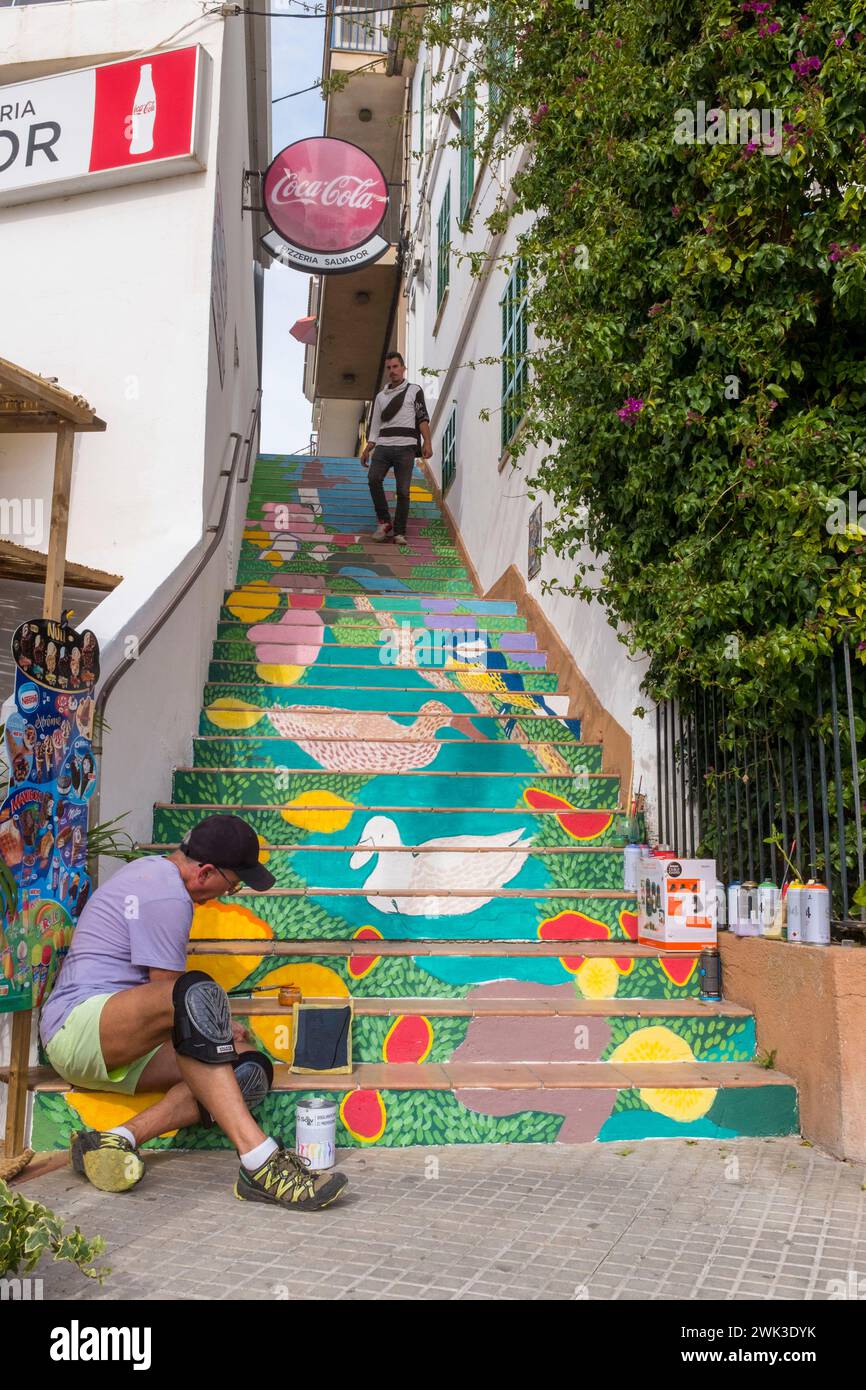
[0,414,106,434]
[0,539,120,591]
[0,357,97,426]
[43,423,75,621]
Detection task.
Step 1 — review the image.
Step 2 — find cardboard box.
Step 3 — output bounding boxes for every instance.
[638,856,718,949]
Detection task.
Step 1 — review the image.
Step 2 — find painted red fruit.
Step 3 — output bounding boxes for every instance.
[661,956,698,988]
[522,789,614,841]
[340,1088,387,1142]
[539,908,610,971]
[348,925,383,980]
[383,1015,433,1064]
[618,909,639,941]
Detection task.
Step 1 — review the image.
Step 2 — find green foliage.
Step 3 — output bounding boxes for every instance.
[0,1179,109,1282]
[418,0,866,728]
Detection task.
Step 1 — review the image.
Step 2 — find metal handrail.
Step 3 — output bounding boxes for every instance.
[89,387,262,856]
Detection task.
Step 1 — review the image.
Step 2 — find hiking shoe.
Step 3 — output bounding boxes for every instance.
[393,534,408,546]
[71,1130,144,1193]
[234,1145,348,1212]
[371,522,392,541]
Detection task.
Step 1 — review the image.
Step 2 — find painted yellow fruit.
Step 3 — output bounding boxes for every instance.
[256,834,271,865]
[187,901,273,993]
[608,1026,695,1066]
[261,550,285,567]
[66,1090,177,1136]
[242,528,272,546]
[255,663,304,687]
[574,957,620,999]
[204,697,264,732]
[280,790,355,833]
[226,581,279,623]
[608,1025,717,1122]
[246,962,348,1061]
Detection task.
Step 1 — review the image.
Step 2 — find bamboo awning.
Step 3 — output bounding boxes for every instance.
[0,355,106,433]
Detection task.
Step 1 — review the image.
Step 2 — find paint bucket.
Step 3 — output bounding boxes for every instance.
[802,881,831,945]
[726,881,741,933]
[295,1097,337,1170]
[623,844,645,893]
[785,882,805,942]
[758,881,781,937]
[699,948,722,1001]
[279,985,302,1008]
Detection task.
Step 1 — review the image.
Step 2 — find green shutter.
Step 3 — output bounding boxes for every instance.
[500,258,528,451]
[419,68,425,156]
[437,180,451,310]
[441,408,457,493]
[459,80,476,220]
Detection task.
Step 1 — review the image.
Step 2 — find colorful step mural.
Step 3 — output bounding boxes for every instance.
[31,454,798,1150]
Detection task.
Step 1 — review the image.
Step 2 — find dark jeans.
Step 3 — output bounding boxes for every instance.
[368,445,416,536]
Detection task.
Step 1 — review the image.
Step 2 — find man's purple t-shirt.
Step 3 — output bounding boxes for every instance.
[40,857,193,1045]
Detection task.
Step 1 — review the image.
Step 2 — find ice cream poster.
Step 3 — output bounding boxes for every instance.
[0,618,100,1013]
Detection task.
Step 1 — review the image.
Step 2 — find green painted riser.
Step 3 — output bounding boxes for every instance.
[209,647,547,673]
[217,614,530,636]
[201,889,635,935]
[235,1013,757,1067]
[234,575,479,596]
[154,806,629,845]
[32,1084,798,1151]
[206,665,561,691]
[223,595,521,616]
[213,630,540,658]
[199,951,694,999]
[198,711,585,745]
[203,685,565,714]
[192,737,602,775]
[170,769,622,810]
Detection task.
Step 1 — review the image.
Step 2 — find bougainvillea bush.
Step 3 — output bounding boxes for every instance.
[416,0,866,726]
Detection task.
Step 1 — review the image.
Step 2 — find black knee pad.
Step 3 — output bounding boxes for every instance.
[197,1049,274,1130]
[172,970,238,1065]
[232,1050,273,1110]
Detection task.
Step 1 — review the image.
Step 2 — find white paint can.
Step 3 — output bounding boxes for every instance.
[295,1097,337,1170]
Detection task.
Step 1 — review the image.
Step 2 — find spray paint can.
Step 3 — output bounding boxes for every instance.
[758,880,781,937]
[623,844,645,893]
[699,947,722,1001]
[295,1097,337,1171]
[738,881,760,936]
[785,881,805,942]
[726,881,741,933]
[802,881,831,945]
[712,881,727,930]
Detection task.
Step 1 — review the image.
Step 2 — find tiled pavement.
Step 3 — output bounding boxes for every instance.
[18,1137,866,1301]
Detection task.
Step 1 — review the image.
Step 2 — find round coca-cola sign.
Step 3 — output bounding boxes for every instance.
[263,137,389,254]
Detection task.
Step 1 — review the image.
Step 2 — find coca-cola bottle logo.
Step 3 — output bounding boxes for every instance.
[264,137,389,253]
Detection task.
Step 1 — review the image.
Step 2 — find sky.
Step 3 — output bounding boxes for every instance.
[260,11,325,453]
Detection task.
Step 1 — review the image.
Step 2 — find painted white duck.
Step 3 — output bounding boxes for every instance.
[348,814,534,916]
[268,701,486,772]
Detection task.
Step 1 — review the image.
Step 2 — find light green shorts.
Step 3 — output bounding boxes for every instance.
[44,993,161,1095]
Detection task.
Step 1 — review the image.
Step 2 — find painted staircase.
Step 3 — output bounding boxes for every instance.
[29,454,798,1150]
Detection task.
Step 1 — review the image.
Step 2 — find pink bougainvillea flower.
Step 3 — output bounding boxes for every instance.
[672,204,682,217]
[617,397,645,421]
[530,102,549,127]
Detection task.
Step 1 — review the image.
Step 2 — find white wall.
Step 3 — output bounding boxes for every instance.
[406,40,656,812]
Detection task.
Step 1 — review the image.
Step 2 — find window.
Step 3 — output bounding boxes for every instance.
[436,180,451,310]
[500,258,528,452]
[459,79,476,220]
[418,67,425,157]
[487,3,515,112]
[441,408,457,493]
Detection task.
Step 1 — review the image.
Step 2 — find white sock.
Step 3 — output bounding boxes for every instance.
[241,1136,279,1170]
[109,1125,136,1147]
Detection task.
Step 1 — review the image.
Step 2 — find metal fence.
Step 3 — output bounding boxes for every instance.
[331,3,391,52]
[656,639,865,927]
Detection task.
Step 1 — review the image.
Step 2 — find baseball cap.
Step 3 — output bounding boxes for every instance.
[180,814,275,891]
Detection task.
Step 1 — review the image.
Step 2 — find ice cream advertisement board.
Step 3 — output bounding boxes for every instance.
[0,618,100,1013]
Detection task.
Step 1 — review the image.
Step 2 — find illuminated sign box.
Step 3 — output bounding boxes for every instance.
[0,44,210,208]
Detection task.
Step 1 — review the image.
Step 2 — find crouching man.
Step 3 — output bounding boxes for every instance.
[39,814,347,1212]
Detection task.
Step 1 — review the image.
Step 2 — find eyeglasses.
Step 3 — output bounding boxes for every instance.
[210,865,241,892]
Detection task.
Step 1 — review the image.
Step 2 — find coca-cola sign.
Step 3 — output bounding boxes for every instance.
[263,137,389,255]
[0,46,210,208]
